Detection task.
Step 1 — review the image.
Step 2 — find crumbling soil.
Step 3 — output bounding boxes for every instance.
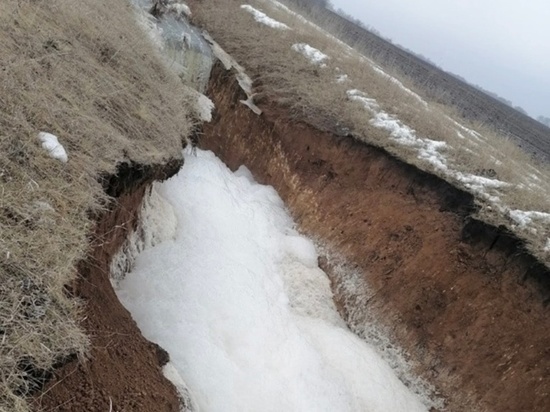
[199,63,550,412]
[32,161,183,412]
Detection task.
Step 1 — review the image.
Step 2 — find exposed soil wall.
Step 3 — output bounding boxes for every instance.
[200,63,550,411]
[33,160,183,412]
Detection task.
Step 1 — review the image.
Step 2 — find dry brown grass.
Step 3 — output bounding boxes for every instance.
[190,0,550,262]
[0,0,196,410]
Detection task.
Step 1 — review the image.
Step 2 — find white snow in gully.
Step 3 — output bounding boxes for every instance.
[115,149,428,412]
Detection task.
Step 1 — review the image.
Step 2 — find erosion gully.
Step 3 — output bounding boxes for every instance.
[35,32,550,412]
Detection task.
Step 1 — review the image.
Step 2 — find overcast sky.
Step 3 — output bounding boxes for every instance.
[329,0,549,118]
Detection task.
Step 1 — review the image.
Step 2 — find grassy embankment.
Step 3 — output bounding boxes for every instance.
[0,0,197,410]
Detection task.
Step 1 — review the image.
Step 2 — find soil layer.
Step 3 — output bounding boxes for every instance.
[199,63,550,411]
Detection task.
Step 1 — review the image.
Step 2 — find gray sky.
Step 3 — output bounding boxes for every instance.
[329,0,550,118]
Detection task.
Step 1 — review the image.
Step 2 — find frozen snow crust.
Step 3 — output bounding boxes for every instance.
[241,4,289,29]
[292,43,329,66]
[116,149,427,412]
[38,132,68,163]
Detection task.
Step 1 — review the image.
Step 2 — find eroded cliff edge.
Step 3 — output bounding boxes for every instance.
[200,63,550,412]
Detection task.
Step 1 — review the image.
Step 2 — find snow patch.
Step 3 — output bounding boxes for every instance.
[347,89,379,112]
[116,149,429,412]
[267,0,356,55]
[509,210,550,228]
[417,140,448,171]
[452,173,509,201]
[347,90,447,170]
[240,94,262,115]
[110,184,178,283]
[447,117,483,141]
[268,0,308,24]
[545,239,550,252]
[241,4,289,29]
[163,362,199,411]
[167,2,192,17]
[336,73,349,83]
[196,93,215,122]
[292,43,329,66]
[370,112,418,145]
[455,173,509,190]
[234,164,255,182]
[37,132,68,163]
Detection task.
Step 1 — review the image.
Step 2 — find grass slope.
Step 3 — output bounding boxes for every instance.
[0,0,195,410]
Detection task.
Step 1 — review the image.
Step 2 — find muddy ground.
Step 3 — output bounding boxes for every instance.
[35,64,550,411]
